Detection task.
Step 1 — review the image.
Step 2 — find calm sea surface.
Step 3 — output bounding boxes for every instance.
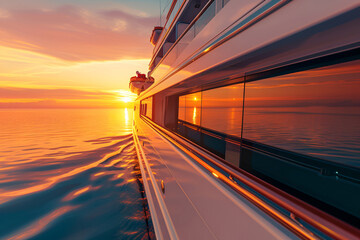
[0,109,153,240]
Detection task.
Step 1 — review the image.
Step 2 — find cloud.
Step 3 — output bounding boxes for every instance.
[0,100,59,109]
[0,99,134,109]
[0,87,116,100]
[0,87,137,108]
[0,6,157,62]
[100,9,156,28]
[0,8,10,18]
[0,100,67,109]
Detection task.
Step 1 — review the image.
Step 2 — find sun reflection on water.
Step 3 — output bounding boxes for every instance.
[0,109,153,239]
[125,108,129,125]
[73,186,90,196]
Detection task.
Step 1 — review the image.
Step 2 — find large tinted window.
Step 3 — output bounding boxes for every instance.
[179,92,202,125]
[178,95,186,121]
[178,83,244,136]
[243,60,360,166]
[201,83,244,136]
[141,97,153,120]
[176,59,360,222]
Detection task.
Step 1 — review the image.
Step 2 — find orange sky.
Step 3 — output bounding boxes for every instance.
[0,1,159,108]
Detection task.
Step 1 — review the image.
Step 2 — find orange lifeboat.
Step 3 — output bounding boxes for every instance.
[129,73,154,95]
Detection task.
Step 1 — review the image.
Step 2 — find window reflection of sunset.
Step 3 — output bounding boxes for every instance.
[246,62,360,108]
[183,92,201,125]
[192,107,197,125]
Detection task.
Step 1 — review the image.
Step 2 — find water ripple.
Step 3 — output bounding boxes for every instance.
[0,110,154,240]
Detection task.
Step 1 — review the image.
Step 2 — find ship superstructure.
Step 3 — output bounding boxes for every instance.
[132,1,360,239]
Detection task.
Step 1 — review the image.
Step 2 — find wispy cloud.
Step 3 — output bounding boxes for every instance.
[0,3,153,108]
[0,87,115,100]
[0,8,10,18]
[0,87,136,108]
[0,5,157,62]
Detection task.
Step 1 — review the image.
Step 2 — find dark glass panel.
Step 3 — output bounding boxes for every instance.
[223,0,230,7]
[194,1,216,36]
[175,59,360,223]
[184,92,202,125]
[178,95,186,121]
[243,60,360,166]
[201,83,243,137]
[141,97,153,120]
[242,60,360,221]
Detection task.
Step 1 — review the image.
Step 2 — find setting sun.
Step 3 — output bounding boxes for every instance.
[120,97,132,103]
[113,90,137,104]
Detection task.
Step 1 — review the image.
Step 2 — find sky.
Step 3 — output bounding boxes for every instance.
[0,0,160,108]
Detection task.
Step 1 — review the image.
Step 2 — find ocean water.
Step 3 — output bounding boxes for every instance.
[0,108,154,240]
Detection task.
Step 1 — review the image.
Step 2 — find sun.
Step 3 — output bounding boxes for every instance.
[114,90,137,103]
[120,96,132,103]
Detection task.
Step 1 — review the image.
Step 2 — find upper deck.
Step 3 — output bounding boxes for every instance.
[141,0,359,101]
[134,1,360,238]
[149,0,229,73]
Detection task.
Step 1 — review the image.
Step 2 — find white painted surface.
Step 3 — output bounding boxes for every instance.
[132,1,360,238]
[135,115,299,240]
[140,0,359,100]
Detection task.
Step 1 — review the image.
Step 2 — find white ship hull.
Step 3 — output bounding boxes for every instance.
[132,0,360,239]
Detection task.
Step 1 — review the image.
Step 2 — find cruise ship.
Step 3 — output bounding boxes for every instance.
[130,0,360,239]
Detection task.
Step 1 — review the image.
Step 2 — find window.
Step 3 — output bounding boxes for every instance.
[177,60,360,165]
[222,0,230,7]
[176,59,360,223]
[185,92,202,125]
[178,95,186,121]
[141,97,153,120]
[194,1,216,36]
[178,83,244,137]
[243,60,360,166]
[202,83,243,136]
[177,84,243,162]
[178,92,202,125]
